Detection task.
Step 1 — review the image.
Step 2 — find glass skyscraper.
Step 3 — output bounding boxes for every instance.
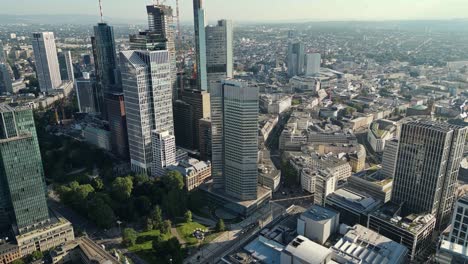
[193,0,208,91]
[0,105,50,234]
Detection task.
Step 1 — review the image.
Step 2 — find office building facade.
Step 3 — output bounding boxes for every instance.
[57,50,74,82]
[199,117,211,161]
[287,42,305,77]
[120,50,174,174]
[105,93,129,159]
[0,63,12,94]
[206,20,233,92]
[32,32,62,93]
[146,4,177,99]
[0,105,49,234]
[75,77,97,113]
[173,100,194,149]
[151,131,176,177]
[392,121,468,228]
[193,0,208,91]
[180,89,210,149]
[211,79,259,201]
[304,53,321,76]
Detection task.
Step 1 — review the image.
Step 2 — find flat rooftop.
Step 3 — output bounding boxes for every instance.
[370,203,436,234]
[332,225,408,264]
[284,235,331,264]
[301,205,339,224]
[326,187,381,213]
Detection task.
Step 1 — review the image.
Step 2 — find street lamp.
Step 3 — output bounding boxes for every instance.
[117,220,122,234]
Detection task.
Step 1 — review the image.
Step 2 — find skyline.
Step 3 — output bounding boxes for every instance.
[2,0,468,23]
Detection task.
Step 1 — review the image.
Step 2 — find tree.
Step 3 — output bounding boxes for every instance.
[150,206,163,231]
[87,195,116,228]
[122,228,138,247]
[111,176,133,201]
[145,217,154,231]
[11,259,25,264]
[135,196,152,216]
[162,171,184,191]
[216,219,226,232]
[134,173,150,186]
[161,219,172,234]
[184,210,192,223]
[27,251,43,262]
[151,233,165,253]
[91,178,104,191]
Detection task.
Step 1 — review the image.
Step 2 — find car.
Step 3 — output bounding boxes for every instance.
[282,191,287,195]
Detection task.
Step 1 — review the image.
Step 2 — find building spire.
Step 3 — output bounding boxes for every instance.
[98,0,104,23]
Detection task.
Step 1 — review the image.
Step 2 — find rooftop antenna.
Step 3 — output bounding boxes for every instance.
[98,0,104,23]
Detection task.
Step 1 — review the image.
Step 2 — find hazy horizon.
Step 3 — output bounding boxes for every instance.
[2,0,468,23]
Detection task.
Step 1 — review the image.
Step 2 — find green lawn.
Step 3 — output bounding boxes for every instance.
[176,222,208,245]
[128,229,172,264]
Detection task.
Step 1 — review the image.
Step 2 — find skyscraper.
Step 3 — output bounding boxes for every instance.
[206,20,233,92]
[57,50,74,82]
[211,79,259,201]
[392,121,468,228]
[0,63,12,94]
[0,105,50,234]
[193,0,208,91]
[287,42,305,77]
[93,23,119,93]
[146,4,177,99]
[32,32,62,93]
[76,75,98,113]
[199,117,212,161]
[179,89,210,149]
[105,93,129,159]
[0,40,6,63]
[304,53,321,76]
[120,50,174,175]
[173,100,194,149]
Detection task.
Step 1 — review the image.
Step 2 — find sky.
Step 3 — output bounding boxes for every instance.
[4,0,468,23]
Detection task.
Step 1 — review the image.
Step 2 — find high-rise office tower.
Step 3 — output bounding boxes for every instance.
[173,100,194,149]
[32,32,62,93]
[179,89,210,150]
[57,50,74,82]
[193,0,208,91]
[76,75,98,113]
[105,93,129,159]
[146,4,177,99]
[211,79,259,201]
[93,23,119,119]
[199,117,211,161]
[0,105,50,234]
[287,42,305,77]
[120,50,174,175]
[392,121,468,228]
[447,196,468,247]
[206,20,233,92]
[0,63,13,94]
[381,139,399,178]
[93,23,119,93]
[0,40,6,63]
[304,53,321,76]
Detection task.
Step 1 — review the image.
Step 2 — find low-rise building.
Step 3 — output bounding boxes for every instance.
[332,224,408,264]
[367,203,436,262]
[367,119,397,153]
[347,169,393,203]
[0,242,20,264]
[83,126,111,151]
[258,151,281,192]
[297,205,339,245]
[259,94,292,114]
[325,187,381,226]
[300,168,336,206]
[15,215,75,256]
[280,235,332,264]
[167,158,211,191]
[51,237,119,264]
